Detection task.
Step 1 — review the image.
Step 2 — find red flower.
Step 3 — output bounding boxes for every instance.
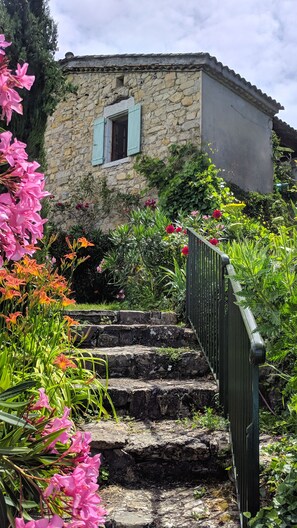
[165,224,175,234]
[209,238,219,246]
[212,209,222,219]
[144,198,156,209]
[181,245,189,256]
[175,226,183,233]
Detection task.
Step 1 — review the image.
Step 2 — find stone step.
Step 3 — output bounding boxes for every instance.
[82,345,210,379]
[74,324,196,349]
[85,419,230,485]
[101,483,239,528]
[65,309,177,326]
[103,378,217,419]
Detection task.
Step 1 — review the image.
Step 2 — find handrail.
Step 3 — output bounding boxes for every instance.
[186,229,266,527]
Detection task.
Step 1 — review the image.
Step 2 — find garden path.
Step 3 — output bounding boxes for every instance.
[71,309,240,528]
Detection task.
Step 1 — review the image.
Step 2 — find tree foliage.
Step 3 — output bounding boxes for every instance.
[0,0,68,164]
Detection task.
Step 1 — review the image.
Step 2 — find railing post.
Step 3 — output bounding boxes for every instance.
[219,254,230,416]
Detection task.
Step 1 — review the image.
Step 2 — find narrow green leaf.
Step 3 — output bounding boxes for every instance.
[0,488,8,528]
[0,381,35,401]
[0,411,36,430]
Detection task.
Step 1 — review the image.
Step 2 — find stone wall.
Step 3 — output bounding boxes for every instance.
[44,69,202,231]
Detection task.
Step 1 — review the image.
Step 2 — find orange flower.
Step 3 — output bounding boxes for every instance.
[64,315,79,326]
[0,288,21,300]
[53,354,77,371]
[1,311,23,327]
[4,276,25,289]
[61,296,76,307]
[15,257,43,277]
[64,252,76,261]
[77,237,94,248]
[37,290,54,305]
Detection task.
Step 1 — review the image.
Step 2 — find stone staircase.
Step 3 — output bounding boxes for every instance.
[70,310,240,528]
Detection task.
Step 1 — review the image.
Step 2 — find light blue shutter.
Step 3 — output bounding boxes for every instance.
[127,104,141,156]
[92,117,105,165]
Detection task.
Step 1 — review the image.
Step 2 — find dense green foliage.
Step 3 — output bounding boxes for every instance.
[49,227,115,304]
[135,143,233,218]
[101,207,188,314]
[0,0,68,164]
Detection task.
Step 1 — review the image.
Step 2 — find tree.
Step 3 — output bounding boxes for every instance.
[0,0,68,165]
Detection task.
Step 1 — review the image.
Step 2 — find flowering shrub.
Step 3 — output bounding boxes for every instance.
[0,245,112,416]
[0,35,48,266]
[0,385,106,527]
[101,207,188,311]
[0,35,109,527]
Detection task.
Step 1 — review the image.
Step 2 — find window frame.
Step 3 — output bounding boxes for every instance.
[92,98,141,167]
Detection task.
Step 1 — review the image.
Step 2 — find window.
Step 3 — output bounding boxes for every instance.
[111,114,128,161]
[92,99,141,166]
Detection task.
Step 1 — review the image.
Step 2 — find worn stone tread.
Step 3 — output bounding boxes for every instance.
[80,345,209,379]
[65,309,177,326]
[85,419,230,484]
[103,377,217,419]
[101,483,239,528]
[86,418,229,456]
[74,324,196,349]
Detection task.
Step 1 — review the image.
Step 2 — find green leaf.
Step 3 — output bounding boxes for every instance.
[0,381,35,401]
[0,401,29,409]
[0,411,36,430]
[0,489,8,528]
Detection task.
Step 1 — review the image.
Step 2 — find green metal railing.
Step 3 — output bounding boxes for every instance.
[186,228,266,527]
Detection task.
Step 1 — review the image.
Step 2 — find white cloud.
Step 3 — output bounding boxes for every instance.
[49,0,297,128]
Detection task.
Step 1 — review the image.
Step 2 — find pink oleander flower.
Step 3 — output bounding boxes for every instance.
[45,455,106,528]
[0,35,11,54]
[31,388,52,411]
[202,215,210,220]
[15,515,64,528]
[15,63,35,90]
[191,210,199,217]
[0,131,49,264]
[43,407,73,450]
[68,431,92,463]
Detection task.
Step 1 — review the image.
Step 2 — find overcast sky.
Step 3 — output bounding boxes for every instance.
[50,0,297,129]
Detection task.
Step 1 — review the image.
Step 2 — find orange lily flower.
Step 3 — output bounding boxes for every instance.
[64,315,79,326]
[77,237,94,248]
[53,354,77,371]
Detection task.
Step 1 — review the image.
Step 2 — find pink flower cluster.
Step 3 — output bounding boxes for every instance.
[44,453,106,527]
[0,131,48,266]
[16,516,64,528]
[0,35,48,266]
[16,392,106,528]
[0,36,35,124]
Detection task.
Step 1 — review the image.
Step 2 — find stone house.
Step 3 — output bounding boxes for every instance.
[44,53,295,230]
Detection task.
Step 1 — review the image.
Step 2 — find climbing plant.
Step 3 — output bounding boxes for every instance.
[134,143,234,218]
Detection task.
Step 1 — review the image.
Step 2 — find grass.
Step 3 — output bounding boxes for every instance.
[66,302,122,311]
[156,346,192,361]
[180,407,229,431]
